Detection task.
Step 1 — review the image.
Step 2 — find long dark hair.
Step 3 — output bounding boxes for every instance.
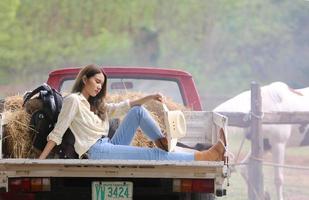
[71,64,107,119]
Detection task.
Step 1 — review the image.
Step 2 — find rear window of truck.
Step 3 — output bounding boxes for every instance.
[60,78,184,105]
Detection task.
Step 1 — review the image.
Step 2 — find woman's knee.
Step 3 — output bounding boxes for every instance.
[130,105,146,116]
[126,106,152,125]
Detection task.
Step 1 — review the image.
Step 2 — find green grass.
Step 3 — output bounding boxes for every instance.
[286,146,309,157]
[221,173,247,200]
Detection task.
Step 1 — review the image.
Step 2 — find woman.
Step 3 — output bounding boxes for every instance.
[39,64,226,161]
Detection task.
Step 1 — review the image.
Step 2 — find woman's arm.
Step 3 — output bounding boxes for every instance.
[130,93,163,107]
[38,94,79,159]
[39,140,56,159]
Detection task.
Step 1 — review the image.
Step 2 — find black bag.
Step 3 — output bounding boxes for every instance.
[23,83,78,159]
[29,109,55,151]
[23,83,63,151]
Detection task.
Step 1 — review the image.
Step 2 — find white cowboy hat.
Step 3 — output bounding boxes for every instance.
[162,103,187,152]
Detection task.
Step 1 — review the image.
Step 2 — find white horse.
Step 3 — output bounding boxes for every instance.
[213,82,309,200]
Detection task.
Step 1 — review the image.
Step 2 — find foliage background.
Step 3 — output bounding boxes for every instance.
[0,0,308,109]
[1,1,309,199]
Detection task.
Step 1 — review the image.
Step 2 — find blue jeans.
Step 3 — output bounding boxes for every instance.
[88,106,194,161]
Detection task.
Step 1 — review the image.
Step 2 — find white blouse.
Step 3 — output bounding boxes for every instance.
[47,93,130,158]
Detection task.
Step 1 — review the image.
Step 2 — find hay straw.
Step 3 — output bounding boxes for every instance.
[3,110,33,158]
[4,95,23,111]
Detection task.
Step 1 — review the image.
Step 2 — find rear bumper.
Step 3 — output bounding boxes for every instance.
[0,192,35,200]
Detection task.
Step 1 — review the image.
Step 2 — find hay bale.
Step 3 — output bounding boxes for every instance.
[4,95,23,111]
[2,95,37,158]
[3,110,33,158]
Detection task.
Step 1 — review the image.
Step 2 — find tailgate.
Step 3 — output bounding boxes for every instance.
[0,159,225,179]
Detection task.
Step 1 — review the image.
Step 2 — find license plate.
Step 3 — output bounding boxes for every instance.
[92,181,133,200]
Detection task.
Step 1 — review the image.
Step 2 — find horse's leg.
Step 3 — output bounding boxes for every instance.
[271,142,286,200]
[267,124,291,200]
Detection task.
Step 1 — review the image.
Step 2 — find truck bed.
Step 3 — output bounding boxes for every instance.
[0,111,228,179]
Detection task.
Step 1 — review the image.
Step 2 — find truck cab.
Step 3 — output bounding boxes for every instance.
[47,67,202,111]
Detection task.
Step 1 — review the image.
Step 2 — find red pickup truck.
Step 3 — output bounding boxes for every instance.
[0,67,229,200]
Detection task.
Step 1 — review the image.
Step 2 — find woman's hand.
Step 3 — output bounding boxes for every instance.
[38,140,56,159]
[149,93,164,103]
[130,93,164,107]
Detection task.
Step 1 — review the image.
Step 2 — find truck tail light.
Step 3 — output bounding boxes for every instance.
[9,178,31,192]
[173,179,214,193]
[9,178,51,192]
[31,178,51,192]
